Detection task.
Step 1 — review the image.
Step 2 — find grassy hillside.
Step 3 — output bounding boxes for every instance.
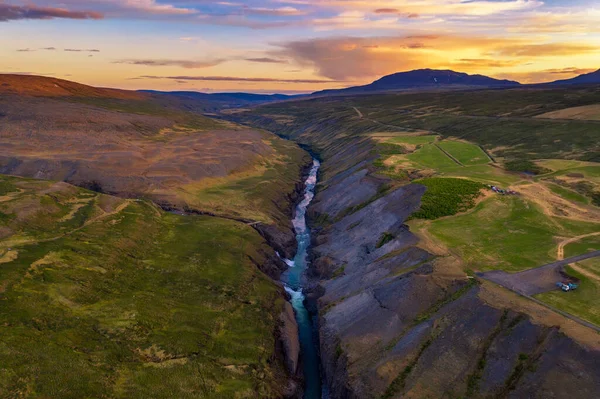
[178,133,310,225]
[0,175,288,398]
[0,75,310,227]
[421,195,599,272]
[236,84,600,162]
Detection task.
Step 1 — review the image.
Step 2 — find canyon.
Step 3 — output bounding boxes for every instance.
[1,74,600,398]
[232,92,600,398]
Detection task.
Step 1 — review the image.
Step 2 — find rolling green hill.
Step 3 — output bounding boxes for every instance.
[0,175,290,398]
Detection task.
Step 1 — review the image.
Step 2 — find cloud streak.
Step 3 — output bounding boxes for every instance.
[315,0,543,17]
[64,49,101,52]
[245,57,288,64]
[134,75,344,84]
[0,4,103,22]
[113,56,290,68]
[114,59,225,68]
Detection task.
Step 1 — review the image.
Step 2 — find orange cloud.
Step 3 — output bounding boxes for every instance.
[273,34,600,85]
[114,59,227,69]
[451,59,524,68]
[495,68,599,84]
[275,35,525,79]
[493,43,600,57]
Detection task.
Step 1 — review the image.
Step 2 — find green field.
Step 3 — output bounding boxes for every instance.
[564,235,600,258]
[0,176,288,398]
[437,141,490,165]
[0,179,19,196]
[546,183,590,204]
[406,144,458,169]
[416,195,600,272]
[380,140,522,187]
[537,160,600,177]
[441,165,522,187]
[535,235,600,326]
[386,135,438,145]
[374,131,522,186]
[536,265,600,326]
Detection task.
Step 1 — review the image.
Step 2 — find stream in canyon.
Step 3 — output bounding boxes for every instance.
[281,158,324,399]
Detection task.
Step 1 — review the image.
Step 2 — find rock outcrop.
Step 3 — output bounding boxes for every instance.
[310,160,600,399]
[279,301,301,375]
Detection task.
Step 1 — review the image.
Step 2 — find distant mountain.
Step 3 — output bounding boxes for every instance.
[544,69,600,85]
[141,90,297,109]
[313,69,521,96]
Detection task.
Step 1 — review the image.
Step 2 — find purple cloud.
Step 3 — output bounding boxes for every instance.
[114,59,226,68]
[133,75,344,84]
[0,4,103,22]
[245,57,288,64]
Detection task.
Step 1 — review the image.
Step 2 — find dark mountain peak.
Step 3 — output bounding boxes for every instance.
[547,68,600,85]
[313,69,520,96]
[371,69,519,88]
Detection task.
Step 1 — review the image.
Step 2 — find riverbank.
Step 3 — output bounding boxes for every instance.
[281,159,324,399]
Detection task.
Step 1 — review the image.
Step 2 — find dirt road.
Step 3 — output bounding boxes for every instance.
[557,232,600,260]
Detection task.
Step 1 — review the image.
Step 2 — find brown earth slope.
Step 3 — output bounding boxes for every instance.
[0,74,148,99]
[0,76,310,252]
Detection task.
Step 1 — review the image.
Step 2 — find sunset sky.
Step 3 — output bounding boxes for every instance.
[1,0,599,93]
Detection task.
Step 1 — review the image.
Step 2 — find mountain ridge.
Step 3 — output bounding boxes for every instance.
[140,89,299,108]
[545,69,600,85]
[312,69,521,96]
[3,69,600,104]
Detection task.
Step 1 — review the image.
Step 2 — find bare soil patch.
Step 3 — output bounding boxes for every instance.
[557,232,600,260]
[535,104,600,121]
[0,249,18,264]
[517,182,600,222]
[0,74,147,100]
[0,96,276,211]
